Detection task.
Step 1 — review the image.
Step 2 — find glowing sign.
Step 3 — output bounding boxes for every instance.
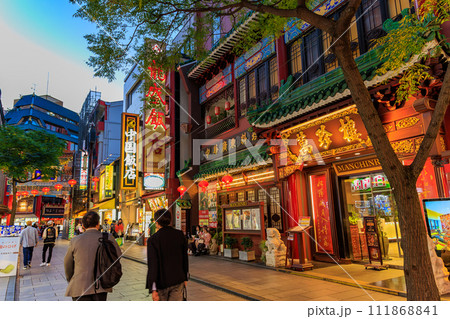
[121,113,139,189]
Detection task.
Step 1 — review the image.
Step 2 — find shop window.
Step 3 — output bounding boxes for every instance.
[269,187,283,232]
[309,174,334,254]
[357,0,388,53]
[289,38,303,87]
[258,189,269,229]
[269,58,279,100]
[341,173,402,260]
[247,189,255,202]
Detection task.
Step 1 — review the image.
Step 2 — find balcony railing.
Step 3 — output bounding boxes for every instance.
[205,115,235,139]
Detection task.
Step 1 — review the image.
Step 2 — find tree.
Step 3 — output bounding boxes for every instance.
[0,126,66,225]
[71,0,450,300]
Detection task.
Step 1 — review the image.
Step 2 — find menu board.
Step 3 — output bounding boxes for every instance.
[0,236,20,277]
[68,219,75,240]
[364,216,383,265]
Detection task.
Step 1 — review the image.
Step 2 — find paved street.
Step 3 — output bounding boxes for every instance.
[14,238,408,301]
[17,239,244,301]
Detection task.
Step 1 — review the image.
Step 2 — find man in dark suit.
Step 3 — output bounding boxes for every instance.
[64,211,121,301]
[146,209,189,301]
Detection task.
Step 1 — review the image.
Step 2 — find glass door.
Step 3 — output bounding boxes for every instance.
[341,173,402,261]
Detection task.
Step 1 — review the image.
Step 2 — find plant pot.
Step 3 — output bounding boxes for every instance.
[224,248,239,258]
[239,250,255,261]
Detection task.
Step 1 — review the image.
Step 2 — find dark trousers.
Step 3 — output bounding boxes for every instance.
[157,283,185,301]
[72,292,108,301]
[23,247,34,266]
[42,243,54,263]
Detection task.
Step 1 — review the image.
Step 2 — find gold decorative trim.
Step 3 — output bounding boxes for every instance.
[391,139,415,154]
[440,136,446,152]
[280,105,358,138]
[395,116,420,130]
[383,124,394,132]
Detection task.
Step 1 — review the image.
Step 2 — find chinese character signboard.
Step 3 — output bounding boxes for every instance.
[121,113,139,189]
[104,164,114,198]
[79,151,89,190]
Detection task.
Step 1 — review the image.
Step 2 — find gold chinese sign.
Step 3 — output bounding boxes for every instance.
[280,106,371,166]
[121,113,139,189]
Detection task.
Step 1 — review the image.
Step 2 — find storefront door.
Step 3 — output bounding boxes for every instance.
[341,173,403,261]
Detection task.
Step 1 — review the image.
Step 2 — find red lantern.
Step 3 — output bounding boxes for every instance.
[42,187,50,194]
[30,190,39,196]
[225,101,231,111]
[54,184,63,191]
[68,179,77,187]
[21,191,29,196]
[206,115,211,125]
[5,192,9,196]
[92,176,100,183]
[198,180,209,192]
[177,185,187,196]
[222,174,233,187]
[214,106,220,116]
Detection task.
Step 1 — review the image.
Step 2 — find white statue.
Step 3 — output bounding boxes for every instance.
[265,228,287,267]
[427,236,450,295]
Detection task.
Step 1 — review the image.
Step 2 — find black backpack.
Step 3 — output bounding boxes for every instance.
[94,232,122,290]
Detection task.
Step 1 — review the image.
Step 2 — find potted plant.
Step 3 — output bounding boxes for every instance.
[259,240,268,264]
[239,237,255,261]
[223,236,238,258]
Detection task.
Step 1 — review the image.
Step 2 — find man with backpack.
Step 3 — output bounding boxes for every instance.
[64,211,122,301]
[40,220,58,267]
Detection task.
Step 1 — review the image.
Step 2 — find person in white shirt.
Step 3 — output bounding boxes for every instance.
[20,221,39,269]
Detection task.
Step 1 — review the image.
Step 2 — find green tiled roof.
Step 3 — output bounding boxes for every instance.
[194,144,270,179]
[247,48,384,126]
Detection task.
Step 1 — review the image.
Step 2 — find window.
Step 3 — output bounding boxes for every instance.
[269,58,279,100]
[257,65,267,97]
[269,187,283,231]
[358,0,387,53]
[289,38,303,85]
[239,78,247,115]
[126,92,132,110]
[303,30,323,82]
[388,0,410,20]
[258,189,269,229]
[247,190,255,202]
[248,71,256,104]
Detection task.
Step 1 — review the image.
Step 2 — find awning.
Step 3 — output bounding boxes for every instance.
[91,198,115,211]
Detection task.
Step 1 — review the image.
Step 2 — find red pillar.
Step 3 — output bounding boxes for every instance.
[276,36,288,84]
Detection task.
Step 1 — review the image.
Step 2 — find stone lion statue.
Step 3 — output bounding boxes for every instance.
[427,236,450,295]
[265,228,286,267]
[209,238,218,255]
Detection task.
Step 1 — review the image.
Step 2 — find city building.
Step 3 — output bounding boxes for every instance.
[4,94,80,225]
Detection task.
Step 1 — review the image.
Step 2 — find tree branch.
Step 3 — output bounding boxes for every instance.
[410,64,450,178]
[336,0,361,33]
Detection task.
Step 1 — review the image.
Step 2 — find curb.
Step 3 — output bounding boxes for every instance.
[121,255,263,301]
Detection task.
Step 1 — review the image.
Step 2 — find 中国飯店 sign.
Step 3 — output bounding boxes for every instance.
[121,113,139,189]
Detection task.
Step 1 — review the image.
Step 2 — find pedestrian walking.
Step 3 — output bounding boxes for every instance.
[146,209,189,301]
[110,220,117,237]
[64,211,122,301]
[19,221,39,269]
[102,219,110,233]
[40,220,58,266]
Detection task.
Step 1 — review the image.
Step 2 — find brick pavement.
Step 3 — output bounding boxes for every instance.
[17,239,244,301]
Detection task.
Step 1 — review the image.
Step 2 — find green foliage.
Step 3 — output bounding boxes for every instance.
[376,3,449,102]
[0,126,66,182]
[241,237,253,251]
[212,230,223,245]
[259,239,268,263]
[224,235,237,249]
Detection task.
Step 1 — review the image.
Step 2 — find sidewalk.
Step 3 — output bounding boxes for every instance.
[120,242,406,301]
[16,239,245,301]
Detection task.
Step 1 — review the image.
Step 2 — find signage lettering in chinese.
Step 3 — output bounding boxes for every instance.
[79,151,89,190]
[121,113,139,189]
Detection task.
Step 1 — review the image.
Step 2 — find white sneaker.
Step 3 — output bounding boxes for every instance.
[23,266,28,270]
[40,262,46,267]
[46,263,50,266]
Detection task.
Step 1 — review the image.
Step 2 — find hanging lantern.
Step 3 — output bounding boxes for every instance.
[206,115,212,125]
[5,192,9,196]
[54,184,63,191]
[42,187,50,194]
[21,191,29,196]
[222,174,233,187]
[177,185,187,196]
[30,190,39,196]
[225,101,231,111]
[92,176,100,183]
[214,106,220,116]
[198,180,209,192]
[68,179,77,187]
